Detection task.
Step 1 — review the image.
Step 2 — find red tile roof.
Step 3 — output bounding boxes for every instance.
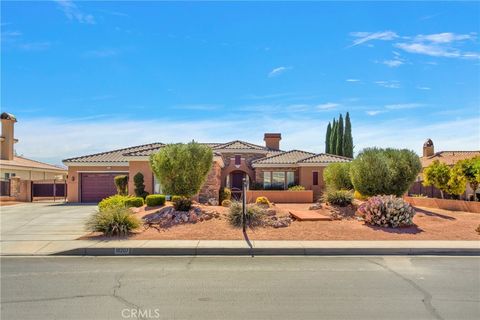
[421,151,480,167]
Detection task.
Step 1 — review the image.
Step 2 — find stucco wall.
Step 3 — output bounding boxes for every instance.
[298,166,326,201]
[66,165,129,202]
[128,161,154,196]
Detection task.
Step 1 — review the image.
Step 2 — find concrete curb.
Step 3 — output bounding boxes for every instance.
[1,240,479,256]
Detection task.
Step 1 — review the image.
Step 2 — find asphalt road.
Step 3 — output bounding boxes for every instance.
[1,256,479,320]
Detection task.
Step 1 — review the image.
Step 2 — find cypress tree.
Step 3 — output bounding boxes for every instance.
[343,112,353,158]
[336,114,344,156]
[330,118,337,155]
[325,122,332,154]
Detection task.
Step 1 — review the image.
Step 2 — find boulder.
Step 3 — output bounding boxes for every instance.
[266,209,277,216]
[208,198,219,206]
[309,203,322,210]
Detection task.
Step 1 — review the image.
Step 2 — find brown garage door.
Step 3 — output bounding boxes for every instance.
[81,173,124,203]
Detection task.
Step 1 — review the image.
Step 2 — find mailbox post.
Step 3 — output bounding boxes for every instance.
[242,178,247,232]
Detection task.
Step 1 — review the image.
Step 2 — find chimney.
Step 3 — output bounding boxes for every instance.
[423,138,434,157]
[264,133,281,150]
[1,112,17,160]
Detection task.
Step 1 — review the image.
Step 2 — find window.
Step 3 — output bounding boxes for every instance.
[286,172,295,187]
[263,171,271,189]
[4,173,15,180]
[235,155,241,165]
[312,171,319,186]
[272,172,285,189]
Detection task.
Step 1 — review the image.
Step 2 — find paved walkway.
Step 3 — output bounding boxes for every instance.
[0,202,96,241]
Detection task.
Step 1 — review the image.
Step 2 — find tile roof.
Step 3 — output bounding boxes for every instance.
[0,156,66,172]
[298,153,352,164]
[252,150,315,165]
[63,143,165,163]
[213,140,268,151]
[122,143,221,157]
[421,151,480,167]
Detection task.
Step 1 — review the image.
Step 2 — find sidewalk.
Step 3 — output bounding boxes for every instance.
[1,240,479,256]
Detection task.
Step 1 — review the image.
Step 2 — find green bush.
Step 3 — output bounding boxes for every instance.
[228,201,266,228]
[124,197,144,208]
[221,199,232,207]
[350,148,421,197]
[358,195,416,228]
[323,189,354,206]
[86,207,141,236]
[288,185,305,191]
[145,194,166,207]
[219,187,232,202]
[114,175,128,195]
[98,195,131,212]
[150,142,213,197]
[173,196,192,211]
[171,195,181,203]
[133,172,149,199]
[323,162,353,190]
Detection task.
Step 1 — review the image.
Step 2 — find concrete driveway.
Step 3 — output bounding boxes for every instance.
[0,202,97,241]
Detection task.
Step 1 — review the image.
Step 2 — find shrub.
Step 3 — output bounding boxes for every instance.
[124,197,144,208]
[114,175,128,195]
[228,201,266,228]
[423,160,467,199]
[354,190,368,201]
[171,195,181,203]
[221,199,232,207]
[173,196,192,211]
[255,196,270,207]
[323,162,353,190]
[150,142,213,197]
[358,195,416,228]
[350,148,421,197]
[219,187,232,202]
[86,207,140,236]
[133,172,149,199]
[323,189,354,206]
[288,185,305,191]
[145,194,166,207]
[98,195,131,212]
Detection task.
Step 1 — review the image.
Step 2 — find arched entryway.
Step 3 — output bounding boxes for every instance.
[226,170,251,200]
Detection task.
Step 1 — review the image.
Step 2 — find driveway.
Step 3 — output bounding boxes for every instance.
[0,202,96,241]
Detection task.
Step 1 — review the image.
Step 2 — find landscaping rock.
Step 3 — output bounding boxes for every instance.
[207,198,219,206]
[266,209,277,216]
[309,203,323,210]
[190,213,198,223]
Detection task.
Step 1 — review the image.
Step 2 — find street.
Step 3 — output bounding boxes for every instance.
[1,256,479,320]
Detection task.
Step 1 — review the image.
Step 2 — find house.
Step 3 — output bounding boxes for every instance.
[63,133,351,203]
[409,138,480,199]
[0,113,67,199]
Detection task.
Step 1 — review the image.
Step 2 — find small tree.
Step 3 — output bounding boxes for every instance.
[458,157,480,200]
[423,160,451,199]
[350,148,421,197]
[446,165,467,198]
[325,122,332,154]
[150,141,213,200]
[343,112,353,158]
[330,118,337,155]
[133,172,149,199]
[335,114,344,156]
[114,175,128,196]
[323,162,353,190]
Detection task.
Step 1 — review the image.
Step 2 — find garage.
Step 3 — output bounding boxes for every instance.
[80,173,122,203]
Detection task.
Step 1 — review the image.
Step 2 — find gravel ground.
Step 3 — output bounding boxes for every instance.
[81,203,480,240]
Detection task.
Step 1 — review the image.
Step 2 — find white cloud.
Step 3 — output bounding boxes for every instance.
[18,42,51,51]
[417,86,431,90]
[316,102,340,110]
[55,0,95,24]
[268,66,292,77]
[415,33,472,43]
[14,115,480,164]
[366,110,385,116]
[346,79,360,82]
[375,81,401,89]
[395,42,461,58]
[349,31,398,47]
[380,59,404,67]
[385,103,424,110]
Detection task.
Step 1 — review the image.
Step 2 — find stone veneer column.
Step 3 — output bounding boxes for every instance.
[198,162,222,203]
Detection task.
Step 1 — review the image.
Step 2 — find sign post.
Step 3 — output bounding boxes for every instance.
[242,178,247,232]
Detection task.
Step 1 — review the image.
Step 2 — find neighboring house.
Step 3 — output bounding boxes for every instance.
[409,139,480,199]
[63,133,351,203]
[0,112,67,198]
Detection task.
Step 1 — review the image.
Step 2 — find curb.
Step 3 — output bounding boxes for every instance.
[2,240,479,256]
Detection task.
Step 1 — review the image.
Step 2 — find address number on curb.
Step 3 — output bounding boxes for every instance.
[114,248,130,255]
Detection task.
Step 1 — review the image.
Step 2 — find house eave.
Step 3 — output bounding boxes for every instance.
[62,161,129,167]
[252,163,299,168]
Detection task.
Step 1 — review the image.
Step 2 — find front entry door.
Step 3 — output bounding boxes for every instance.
[231,172,244,190]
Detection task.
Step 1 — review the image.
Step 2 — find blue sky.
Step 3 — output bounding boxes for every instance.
[1,1,479,165]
